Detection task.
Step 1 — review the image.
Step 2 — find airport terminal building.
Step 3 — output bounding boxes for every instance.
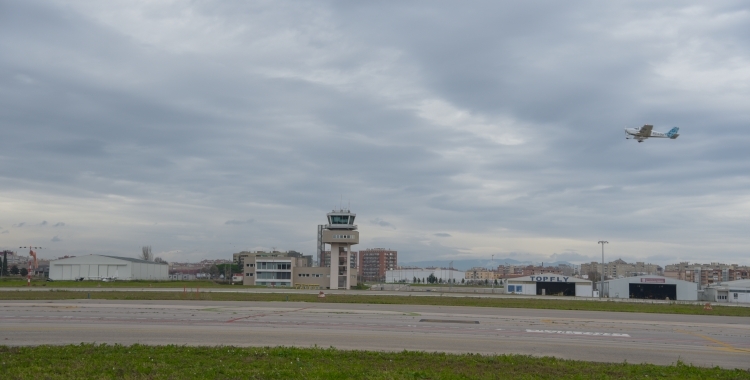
[506,275,593,297]
[603,275,698,301]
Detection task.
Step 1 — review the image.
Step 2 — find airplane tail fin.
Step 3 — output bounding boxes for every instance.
[666,127,679,139]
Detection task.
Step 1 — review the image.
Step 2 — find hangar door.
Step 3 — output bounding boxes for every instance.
[629,283,676,300]
[536,282,575,296]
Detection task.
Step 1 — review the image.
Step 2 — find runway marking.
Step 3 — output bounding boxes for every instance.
[226,307,310,323]
[677,329,750,354]
[526,329,630,337]
[419,319,479,324]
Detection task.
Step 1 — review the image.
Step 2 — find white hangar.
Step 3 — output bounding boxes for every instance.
[603,275,698,301]
[703,279,750,304]
[49,255,168,281]
[506,275,593,297]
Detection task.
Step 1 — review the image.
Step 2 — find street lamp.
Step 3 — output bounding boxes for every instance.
[597,241,608,299]
[491,254,494,293]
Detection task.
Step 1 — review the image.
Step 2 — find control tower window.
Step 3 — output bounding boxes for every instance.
[330,215,350,224]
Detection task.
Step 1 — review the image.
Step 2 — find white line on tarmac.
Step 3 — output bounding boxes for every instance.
[526,329,630,337]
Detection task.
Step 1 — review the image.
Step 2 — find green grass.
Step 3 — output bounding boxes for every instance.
[1,290,748,317]
[408,283,502,288]
[1,344,747,379]
[0,278,237,288]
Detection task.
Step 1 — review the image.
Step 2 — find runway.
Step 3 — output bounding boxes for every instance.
[1,300,748,369]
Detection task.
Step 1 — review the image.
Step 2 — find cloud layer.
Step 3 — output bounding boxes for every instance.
[1,1,749,265]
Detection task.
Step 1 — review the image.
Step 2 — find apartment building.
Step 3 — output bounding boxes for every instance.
[580,259,659,279]
[358,248,397,282]
[663,262,750,286]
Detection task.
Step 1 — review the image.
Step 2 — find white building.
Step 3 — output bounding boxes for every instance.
[703,279,750,303]
[603,275,698,301]
[49,255,168,281]
[386,268,465,283]
[506,275,593,297]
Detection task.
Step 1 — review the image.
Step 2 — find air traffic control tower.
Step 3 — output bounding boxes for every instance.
[320,209,359,289]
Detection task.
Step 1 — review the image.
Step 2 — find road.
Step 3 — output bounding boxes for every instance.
[1,300,748,369]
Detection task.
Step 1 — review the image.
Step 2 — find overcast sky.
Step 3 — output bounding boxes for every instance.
[1,1,749,266]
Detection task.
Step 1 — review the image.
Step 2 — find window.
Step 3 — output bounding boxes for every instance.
[516,285,522,292]
[508,285,515,292]
[330,215,350,224]
[248,273,254,277]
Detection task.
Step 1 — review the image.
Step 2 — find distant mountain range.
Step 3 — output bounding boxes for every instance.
[400,258,575,271]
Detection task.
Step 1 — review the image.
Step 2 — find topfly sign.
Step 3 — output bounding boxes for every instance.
[528,276,570,282]
[640,277,666,283]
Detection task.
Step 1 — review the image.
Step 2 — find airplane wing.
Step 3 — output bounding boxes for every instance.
[640,124,653,137]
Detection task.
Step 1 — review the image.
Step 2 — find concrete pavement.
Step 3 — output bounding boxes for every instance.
[1,300,748,369]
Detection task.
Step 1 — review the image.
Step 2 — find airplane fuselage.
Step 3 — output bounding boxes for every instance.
[625,125,679,143]
[625,129,668,138]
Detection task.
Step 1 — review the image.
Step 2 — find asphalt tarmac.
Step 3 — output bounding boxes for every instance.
[1,300,748,369]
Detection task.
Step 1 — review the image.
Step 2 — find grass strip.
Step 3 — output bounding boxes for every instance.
[1,290,748,317]
[0,279,233,288]
[1,344,747,380]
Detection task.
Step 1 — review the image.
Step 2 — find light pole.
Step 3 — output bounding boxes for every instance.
[491,255,494,293]
[597,241,608,299]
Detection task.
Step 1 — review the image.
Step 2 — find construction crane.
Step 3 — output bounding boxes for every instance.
[20,245,42,285]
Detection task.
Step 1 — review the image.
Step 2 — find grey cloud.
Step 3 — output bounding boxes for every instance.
[1,230,8,234]
[225,219,254,226]
[0,1,748,266]
[53,222,65,227]
[549,252,594,264]
[433,233,451,237]
[13,223,26,228]
[39,221,48,226]
[51,236,62,242]
[370,218,395,229]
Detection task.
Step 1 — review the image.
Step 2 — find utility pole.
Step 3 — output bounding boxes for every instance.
[449,260,453,292]
[597,241,608,299]
[491,254,494,293]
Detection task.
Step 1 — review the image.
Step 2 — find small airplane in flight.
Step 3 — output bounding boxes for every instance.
[625,125,679,143]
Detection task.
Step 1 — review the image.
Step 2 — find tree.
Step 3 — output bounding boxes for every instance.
[10,265,19,275]
[427,273,437,284]
[141,246,153,261]
[413,276,417,284]
[494,279,498,286]
[588,271,601,283]
[19,267,28,277]
[461,278,465,284]
[1,251,8,276]
[154,257,167,264]
[209,265,220,278]
[217,263,241,274]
